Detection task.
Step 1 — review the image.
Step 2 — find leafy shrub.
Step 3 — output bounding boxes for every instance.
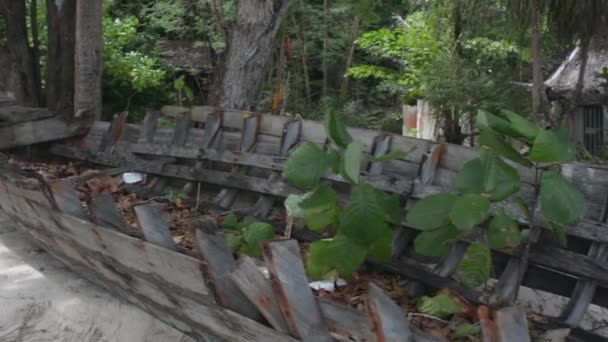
[282,110,406,279]
[406,110,583,286]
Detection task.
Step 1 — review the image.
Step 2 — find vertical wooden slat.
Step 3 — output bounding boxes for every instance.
[368,134,391,175]
[230,256,290,333]
[98,111,128,153]
[214,114,260,208]
[262,240,333,342]
[88,193,129,234]
[251,119,301,217]
[147,111,191,195]
[495,307,531,342]
[140,110,160,143]
[133,203,177,251]
[560,192,608,326]
[193,217,262,321]
[366,283,415,342]
[49,181,89,221]
[182,110,223,193]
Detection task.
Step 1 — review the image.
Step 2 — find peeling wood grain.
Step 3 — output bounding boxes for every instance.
[192,217,263,322]
[230,256,290,333]
[365,283,414,342]
[262,240,333,341]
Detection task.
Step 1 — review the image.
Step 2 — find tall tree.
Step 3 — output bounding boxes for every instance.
[0,0,41,106]
[74,0,103,120]
[215,0,292,110]
[46,0,76,115]
[507,0,550,124]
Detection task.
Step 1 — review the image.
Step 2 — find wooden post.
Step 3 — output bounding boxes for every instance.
[74,0,103,120]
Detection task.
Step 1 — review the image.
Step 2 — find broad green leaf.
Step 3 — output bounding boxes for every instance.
[326,149,341,173]
[285,194,305,218]
[368,225,393,262]
[282,143,328,189]
[339,183,390,245]
[369,149,409,162]
[529,128,576,163]
[477,110,513,134]
[324,110,353,148]
[342,141,362,184]
[379,192,403,223]
[453,158,485,194]
[237,216,258,230]
[453,323,481,338]
[414,225,460,257]
[456,243,491,287]
[226,232,242,253]
[417,294,462,318]
[242,222,275,256]
[307,235,367,279]
[479,150,520,202]
[223,213,239,230]
[449,194,490,230]
[298,186,340,232]
[540,171,584,225]
[500,110,539,142]
[547,221,568,246]
[488,209,521,249]
[479,128,532,167]
[406,193,458,231]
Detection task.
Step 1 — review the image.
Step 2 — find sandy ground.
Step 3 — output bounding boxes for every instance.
[0,217,194,342]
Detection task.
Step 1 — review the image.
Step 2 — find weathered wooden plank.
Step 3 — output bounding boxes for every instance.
[0,117,87,150]
[98,111,129,153]
[192,217,263,321]
[0,106,54,124]
[133,203,178,251]
[1,189,293,341]
[495,307,530,342]
[62,157,175,184]
[88,193,130,235]
[262,239,333,341]
[49,181,89,221]
[230,256,290,333]
[251,119,301,217]
[140,110,160,143]
[214,114,260,208]
[366,283,414,342]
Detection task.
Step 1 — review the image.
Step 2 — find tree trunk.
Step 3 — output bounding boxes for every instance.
[74,0,103,120]
[215,0,292,110]
[321,0,329,98]
[529,0,549,125]
[46,0,76,115]
[30,0,42,105]
[0,0,41,106]
[339,15,360,102]
[567,38,590,140]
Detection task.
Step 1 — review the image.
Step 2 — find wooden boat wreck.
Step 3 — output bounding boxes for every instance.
[2,102,608,341]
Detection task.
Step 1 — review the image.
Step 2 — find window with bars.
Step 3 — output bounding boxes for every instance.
[583,105,604,155]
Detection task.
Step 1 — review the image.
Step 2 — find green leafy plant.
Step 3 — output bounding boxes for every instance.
[406,109,584,287]
[282,111,405,279]
[417,293,462,319]
[222,213,276,257]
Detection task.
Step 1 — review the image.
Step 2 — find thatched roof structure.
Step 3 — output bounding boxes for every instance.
[546,46,608,105]
[157,40,212,72]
